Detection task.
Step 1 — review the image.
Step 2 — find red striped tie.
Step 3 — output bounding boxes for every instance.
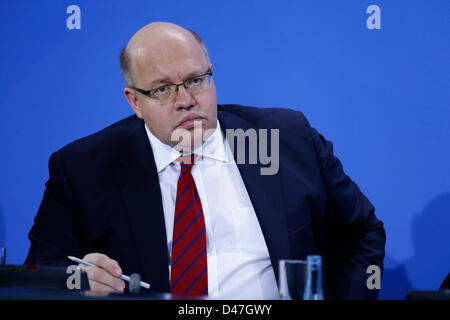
[170,154,208,296]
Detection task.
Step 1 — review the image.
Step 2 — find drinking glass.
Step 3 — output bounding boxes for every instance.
[0,248,5,265]
[278,259,307,300]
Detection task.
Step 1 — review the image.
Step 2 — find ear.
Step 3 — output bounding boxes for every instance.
[124,88,143,119]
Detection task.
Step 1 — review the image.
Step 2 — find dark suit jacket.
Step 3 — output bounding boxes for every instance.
[25,104,386,299]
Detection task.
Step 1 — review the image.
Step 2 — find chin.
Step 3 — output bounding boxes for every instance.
[170,134,202,154]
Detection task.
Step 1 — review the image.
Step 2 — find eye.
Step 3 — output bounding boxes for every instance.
[189,76,204,86]
[154,85,169,96]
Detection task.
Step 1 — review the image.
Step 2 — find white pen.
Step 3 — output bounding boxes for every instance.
[67,256,151,290]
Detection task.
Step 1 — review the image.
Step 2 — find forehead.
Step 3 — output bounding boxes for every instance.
[132,32,209,86]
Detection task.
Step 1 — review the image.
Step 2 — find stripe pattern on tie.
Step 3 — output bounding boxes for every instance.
[170,154,208,296]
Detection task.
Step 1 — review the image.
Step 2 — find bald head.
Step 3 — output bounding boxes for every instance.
[119,22,210,88]
[120,21,217,149]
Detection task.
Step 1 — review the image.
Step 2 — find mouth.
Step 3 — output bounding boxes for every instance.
[177,114,206,129]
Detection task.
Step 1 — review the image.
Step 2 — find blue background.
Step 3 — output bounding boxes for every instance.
[0,1,449,299]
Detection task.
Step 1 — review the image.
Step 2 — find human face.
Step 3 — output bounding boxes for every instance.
[124,29,217,151]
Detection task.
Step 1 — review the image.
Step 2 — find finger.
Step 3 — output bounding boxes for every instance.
[88,279,119,293]
[83,253,122,277]
[79,264,125,292]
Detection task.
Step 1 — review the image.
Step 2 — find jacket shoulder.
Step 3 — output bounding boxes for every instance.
[218,104,310,129]
[56,114,142,162]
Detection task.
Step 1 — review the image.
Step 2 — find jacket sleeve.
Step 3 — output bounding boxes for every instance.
[309,125,386,300]
[25,151,86,267]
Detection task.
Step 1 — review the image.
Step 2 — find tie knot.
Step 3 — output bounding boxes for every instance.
[179,154,195,172]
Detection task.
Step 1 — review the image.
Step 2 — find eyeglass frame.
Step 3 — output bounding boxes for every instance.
[131,69,213,100]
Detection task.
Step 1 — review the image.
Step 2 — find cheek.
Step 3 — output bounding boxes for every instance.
[199,88,217,116]
[207,83,218,105]
[141,108,174,141]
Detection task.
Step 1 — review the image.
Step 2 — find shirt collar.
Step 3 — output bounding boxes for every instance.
[145,119,231,173]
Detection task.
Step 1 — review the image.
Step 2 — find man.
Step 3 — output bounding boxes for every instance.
[25,22,386,299]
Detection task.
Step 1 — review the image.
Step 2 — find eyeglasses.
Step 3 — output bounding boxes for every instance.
[132,70,213,103]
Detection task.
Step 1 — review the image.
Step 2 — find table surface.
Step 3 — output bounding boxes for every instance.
[0,287,205,300]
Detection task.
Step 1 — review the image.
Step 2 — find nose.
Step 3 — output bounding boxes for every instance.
[174,85,195,110]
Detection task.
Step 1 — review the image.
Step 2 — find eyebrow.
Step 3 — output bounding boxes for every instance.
[148,69,207,88]
[148,77,172,88]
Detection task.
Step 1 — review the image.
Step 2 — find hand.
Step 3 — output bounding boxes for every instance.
[78,253,125,293]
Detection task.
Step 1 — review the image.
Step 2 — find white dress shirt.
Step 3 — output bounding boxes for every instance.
[145,120,279,299]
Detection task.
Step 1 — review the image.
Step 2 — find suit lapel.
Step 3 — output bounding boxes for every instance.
[218,108,291,280]
[113,118,169,292]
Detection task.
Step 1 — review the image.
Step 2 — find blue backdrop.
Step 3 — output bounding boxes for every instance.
[0,1,449,299]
